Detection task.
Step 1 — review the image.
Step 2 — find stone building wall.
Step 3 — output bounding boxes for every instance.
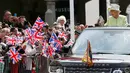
[2,0,129,25]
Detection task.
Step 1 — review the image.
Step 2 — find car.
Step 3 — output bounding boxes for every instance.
[49,27,130,73]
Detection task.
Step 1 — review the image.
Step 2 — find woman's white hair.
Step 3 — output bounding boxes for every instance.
[56,15,66,24]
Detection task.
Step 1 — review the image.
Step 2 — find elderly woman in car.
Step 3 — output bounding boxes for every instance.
[105,4,129,27]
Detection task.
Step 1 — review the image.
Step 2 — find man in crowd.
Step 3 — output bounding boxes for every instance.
[18,16,32,29]
[3,10,12,24]
[104,4,129,27]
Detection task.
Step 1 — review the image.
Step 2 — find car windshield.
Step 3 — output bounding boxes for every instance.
[72,29,130,55]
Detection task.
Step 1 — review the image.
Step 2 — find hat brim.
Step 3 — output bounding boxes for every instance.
[109,9,121,12]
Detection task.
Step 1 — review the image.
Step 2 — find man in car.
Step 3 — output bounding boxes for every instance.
[104,4,129,27]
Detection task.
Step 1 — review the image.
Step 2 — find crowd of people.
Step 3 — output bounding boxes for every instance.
[0,10,89,73]
[0,3,127,73]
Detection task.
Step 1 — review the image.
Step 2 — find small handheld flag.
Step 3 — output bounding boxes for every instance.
[82,40,93,67]
[33,17,45,29]
[49,33,58,44]
[6,37,17,45]
[25,28,35,45]
[34,30,44,41]
[53,40,63,52]
[58,32,67,41]
[7,48,22,64]
[42,41,48,57]
[47,45,55,58]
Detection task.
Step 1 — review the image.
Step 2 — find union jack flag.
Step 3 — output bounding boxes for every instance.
[16,36,24,45]
[6,36,17,45]
[7,48,22,64]
[42,41,48,57]
[53,40,62,52]
[25,28,36,45]
[25,27,44,45]
[58,32,66,38]
[33,30,44,41]
[47,45,55,58]
[58,32,67,41]
[42,45,55,58]
[49,33,58,44]
[33,17,45,29]
[41,40,55,58]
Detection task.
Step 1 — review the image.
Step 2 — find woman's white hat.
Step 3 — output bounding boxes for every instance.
[109,4,121,12]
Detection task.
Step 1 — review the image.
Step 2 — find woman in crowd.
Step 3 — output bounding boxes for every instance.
[56,15,68,32]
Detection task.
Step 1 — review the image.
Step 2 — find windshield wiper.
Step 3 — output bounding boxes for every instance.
[93,52,114,54]
[122,53,130,55]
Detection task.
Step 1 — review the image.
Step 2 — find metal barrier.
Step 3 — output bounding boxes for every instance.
[0,53,64,73]
[0,56,4,73]
[0,55,50,73]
